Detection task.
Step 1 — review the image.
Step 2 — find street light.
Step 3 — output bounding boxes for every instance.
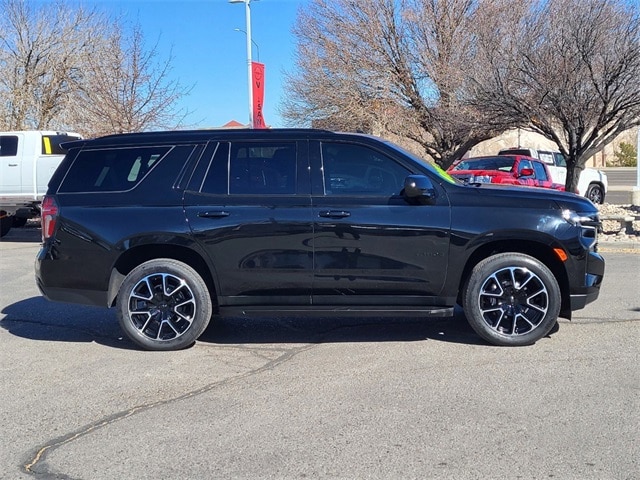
[234,28,260,62]
[229,0,258,128]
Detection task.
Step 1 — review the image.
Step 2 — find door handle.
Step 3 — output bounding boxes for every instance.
[318,210,351,219]
[197,211,230,218]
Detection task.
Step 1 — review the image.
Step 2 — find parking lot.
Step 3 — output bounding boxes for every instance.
[1,226,638,479]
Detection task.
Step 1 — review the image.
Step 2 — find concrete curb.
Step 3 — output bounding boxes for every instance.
[597,242,640,253]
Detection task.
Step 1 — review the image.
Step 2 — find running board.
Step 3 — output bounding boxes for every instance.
[218,305,455,318]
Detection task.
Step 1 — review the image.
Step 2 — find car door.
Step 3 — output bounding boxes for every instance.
[515,157,537,186]
[184,139,313,307]
[530,160,556,189]
[310,139,451,307]
[0,133,23,194]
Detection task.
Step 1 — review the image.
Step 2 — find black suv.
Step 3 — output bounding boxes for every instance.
[35,129,604,350]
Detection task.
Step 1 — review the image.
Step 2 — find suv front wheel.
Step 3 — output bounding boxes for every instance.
[116,259,213,351]
[462,253,561,346]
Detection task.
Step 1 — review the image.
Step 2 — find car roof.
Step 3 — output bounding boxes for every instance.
[461,155,538,161]
[63,128,374,149]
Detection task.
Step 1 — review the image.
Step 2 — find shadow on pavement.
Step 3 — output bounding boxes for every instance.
[0,223,42,243]
[1,297,493,349]
[0,296,134,349]
[199,308,487,346]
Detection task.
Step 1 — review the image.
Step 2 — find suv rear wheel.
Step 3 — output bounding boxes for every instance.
[116,259,213,351]
[462,253,561,346]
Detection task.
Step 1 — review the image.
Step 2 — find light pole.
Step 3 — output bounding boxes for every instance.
[229,0,257,128]
[633,127,640,206]
[234,28,259,62]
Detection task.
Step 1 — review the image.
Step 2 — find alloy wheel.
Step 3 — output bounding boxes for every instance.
[127,272,197,341]
[477,266,549,336]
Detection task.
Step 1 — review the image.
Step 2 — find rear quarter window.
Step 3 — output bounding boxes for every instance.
[58,145,174,193]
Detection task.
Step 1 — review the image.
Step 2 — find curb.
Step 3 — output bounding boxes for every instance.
[597,242,640,253]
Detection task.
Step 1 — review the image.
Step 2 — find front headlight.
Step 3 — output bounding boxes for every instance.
[562,209,600,248]
[563,210,590,226]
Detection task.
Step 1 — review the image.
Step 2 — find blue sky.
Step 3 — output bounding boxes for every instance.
[89,0,308,128]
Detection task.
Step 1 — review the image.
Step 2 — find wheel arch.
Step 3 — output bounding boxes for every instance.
[107,244,218,309]
[456,239,571,318]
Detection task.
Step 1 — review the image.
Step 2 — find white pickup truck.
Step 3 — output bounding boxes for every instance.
[1,130,81,237]
[498,148,608,204]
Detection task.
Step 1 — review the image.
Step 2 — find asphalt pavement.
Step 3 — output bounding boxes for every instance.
[0,227,638,479]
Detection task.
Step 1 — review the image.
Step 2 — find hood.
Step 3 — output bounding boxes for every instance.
[460,182,597,213]
[449,169,512,178]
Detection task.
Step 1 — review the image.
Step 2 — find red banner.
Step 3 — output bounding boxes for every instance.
[251,61,267,129]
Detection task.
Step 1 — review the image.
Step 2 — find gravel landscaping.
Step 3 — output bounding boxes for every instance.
[597,203,640,243]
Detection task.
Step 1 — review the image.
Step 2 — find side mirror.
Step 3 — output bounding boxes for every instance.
[403,175,436,203]
[518,168,534,178]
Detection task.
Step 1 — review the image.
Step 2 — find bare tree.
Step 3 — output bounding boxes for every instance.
[0,0,101,130]
[0,0,192,137]
[472,0,640,192]
[282,0,518,167]
[72,22,192,138]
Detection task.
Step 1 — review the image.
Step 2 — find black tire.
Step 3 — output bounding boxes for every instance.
[116,259,213,351]
[462,253,561,346]
[586,184,604,204]
[0,213,12,238]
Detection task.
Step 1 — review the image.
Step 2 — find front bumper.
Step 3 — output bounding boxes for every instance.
[568,251,605,312]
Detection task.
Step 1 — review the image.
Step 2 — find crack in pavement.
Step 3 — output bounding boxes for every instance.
[21,342,316,478]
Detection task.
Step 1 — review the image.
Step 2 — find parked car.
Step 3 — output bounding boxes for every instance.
[497,148,608,203]
[448,155,565,191]
[0,130,82,237]
[35,129,604,351]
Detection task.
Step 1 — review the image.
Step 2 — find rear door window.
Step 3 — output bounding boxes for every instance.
[198,141,297,195]
[58,146,175,193]
[532,161,548,181]
[0,135,19,157]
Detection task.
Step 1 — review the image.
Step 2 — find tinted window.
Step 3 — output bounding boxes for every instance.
[199,142,230,194]
[59,145,176,193]
[321,142,410,195]
[454,157,515,171]
[532,161,548,181]
[41,134,81,155]
[499,148,535,157]
[0,135,18,156]
[553,152,567,167]
[228,142,297,195]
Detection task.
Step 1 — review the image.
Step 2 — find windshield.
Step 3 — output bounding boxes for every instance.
[453,156,515,172]
[382,140,457,184]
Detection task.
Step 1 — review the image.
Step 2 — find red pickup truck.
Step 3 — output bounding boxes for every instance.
[448,155,565,191]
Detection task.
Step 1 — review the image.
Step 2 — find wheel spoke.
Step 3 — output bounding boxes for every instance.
[509,315,518,335]
[481,273,504,297]
[139,312,153,333]
[517,271,535,289]
[516,312,535,329]
[161,319,181,336]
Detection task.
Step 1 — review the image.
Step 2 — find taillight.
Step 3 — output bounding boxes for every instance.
[41,196,58,241]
